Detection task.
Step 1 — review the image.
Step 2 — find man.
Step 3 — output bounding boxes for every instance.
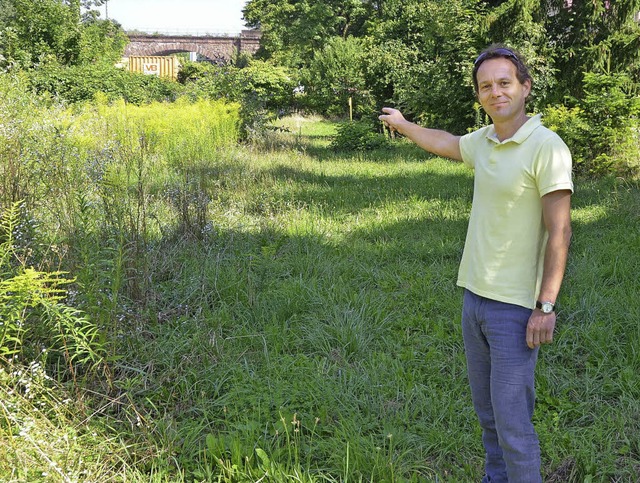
[379,45,573,482]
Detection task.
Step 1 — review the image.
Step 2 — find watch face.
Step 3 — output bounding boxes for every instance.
[541,302,554,313]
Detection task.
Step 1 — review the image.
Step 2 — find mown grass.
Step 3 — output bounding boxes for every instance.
[1,91,639,481]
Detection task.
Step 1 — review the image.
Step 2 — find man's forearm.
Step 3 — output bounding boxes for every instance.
[537,190,572,305]
[537,226,572,304]
[393,120,463,161]
[379,108,462,161]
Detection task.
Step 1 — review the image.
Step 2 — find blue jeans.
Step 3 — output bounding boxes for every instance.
[461,289,542,483]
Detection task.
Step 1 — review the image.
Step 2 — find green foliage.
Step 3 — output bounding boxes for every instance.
[1,71,241,313]
[179,59,295,139]
[543,105,590,169]
[67,97,240,302]
[0,0,125,69]
[27,62,180,104]
[0,0,82,67]
[0,202,105,372]
[479,0,557,110]
[243,0,372,65]
[240,0,640,174]
[179,59,294,110]
[579,72,640,175]
[331,119,389,151]
[0,73,45,208]
[545,72,640,176]
[176,60,211,84]
[378,0,480,133]
[362,38,418,110]
[304,36,374,118]
[543,0,640,101]
[76,18,129,65]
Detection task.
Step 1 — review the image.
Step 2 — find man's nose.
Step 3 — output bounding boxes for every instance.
[491,84,501,96]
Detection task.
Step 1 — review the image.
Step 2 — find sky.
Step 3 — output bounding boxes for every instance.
[100,0,250,35]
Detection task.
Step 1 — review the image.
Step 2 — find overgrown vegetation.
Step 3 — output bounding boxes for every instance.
[0,0,639,480]
[177,58,295,140]
[0,76,639,481]
[544,72,640,176]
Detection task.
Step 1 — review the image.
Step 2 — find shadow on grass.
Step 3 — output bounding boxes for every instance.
[256,152,473,223]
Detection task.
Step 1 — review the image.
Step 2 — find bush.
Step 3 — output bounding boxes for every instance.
[542,105,591,171]
[579,72,640,176]
[27,62,180,105]
[331,120,389,152]
[544,72,640,177]
[179,59,294,110]
[179,59,296,140]
[0,72,69,210]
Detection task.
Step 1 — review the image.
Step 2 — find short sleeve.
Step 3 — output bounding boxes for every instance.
[459,128,487,169]
[534,135,574,197]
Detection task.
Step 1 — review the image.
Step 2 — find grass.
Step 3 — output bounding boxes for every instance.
[1,94,640,481]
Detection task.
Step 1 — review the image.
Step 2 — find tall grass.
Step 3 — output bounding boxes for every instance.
[1,77,639,481]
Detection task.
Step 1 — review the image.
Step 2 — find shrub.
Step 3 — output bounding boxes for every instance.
[304,36,375,119]
[544,72,640,177]
[0,72,71,210]
[331,120,389,152]
[179,59,294,110]
[542,105,591,171]
[579,72,640,176]
[179,59,295,140]
[27,62,180,105]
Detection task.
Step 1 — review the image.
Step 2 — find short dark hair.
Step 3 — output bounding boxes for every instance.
[472,44,532,93]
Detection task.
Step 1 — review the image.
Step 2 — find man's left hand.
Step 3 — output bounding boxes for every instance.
[526,310,556,349]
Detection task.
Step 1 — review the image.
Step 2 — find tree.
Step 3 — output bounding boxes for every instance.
[367,0,483,132]
[0,0,83,67]
[243,0,373,66]
[543,0,640,100]
[242,0,640,145]
[0,0,125,68]
[80,0,107,22]
[77,17,128,65]
[304,36,373,118]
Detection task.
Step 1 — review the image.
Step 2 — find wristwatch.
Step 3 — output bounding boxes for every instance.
[536,300,555,314]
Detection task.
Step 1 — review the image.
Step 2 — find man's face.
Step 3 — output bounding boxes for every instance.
[476,57,531,124]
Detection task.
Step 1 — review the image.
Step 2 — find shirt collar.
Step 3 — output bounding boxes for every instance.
[485,114,542,145]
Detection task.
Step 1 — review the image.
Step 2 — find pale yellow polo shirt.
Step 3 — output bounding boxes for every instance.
[457,114,573,309]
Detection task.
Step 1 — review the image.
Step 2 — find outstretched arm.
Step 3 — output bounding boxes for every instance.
[379,107,463,161]
[526,189,572,349]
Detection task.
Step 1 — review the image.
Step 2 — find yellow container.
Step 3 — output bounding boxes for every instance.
[127,56,180,80]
